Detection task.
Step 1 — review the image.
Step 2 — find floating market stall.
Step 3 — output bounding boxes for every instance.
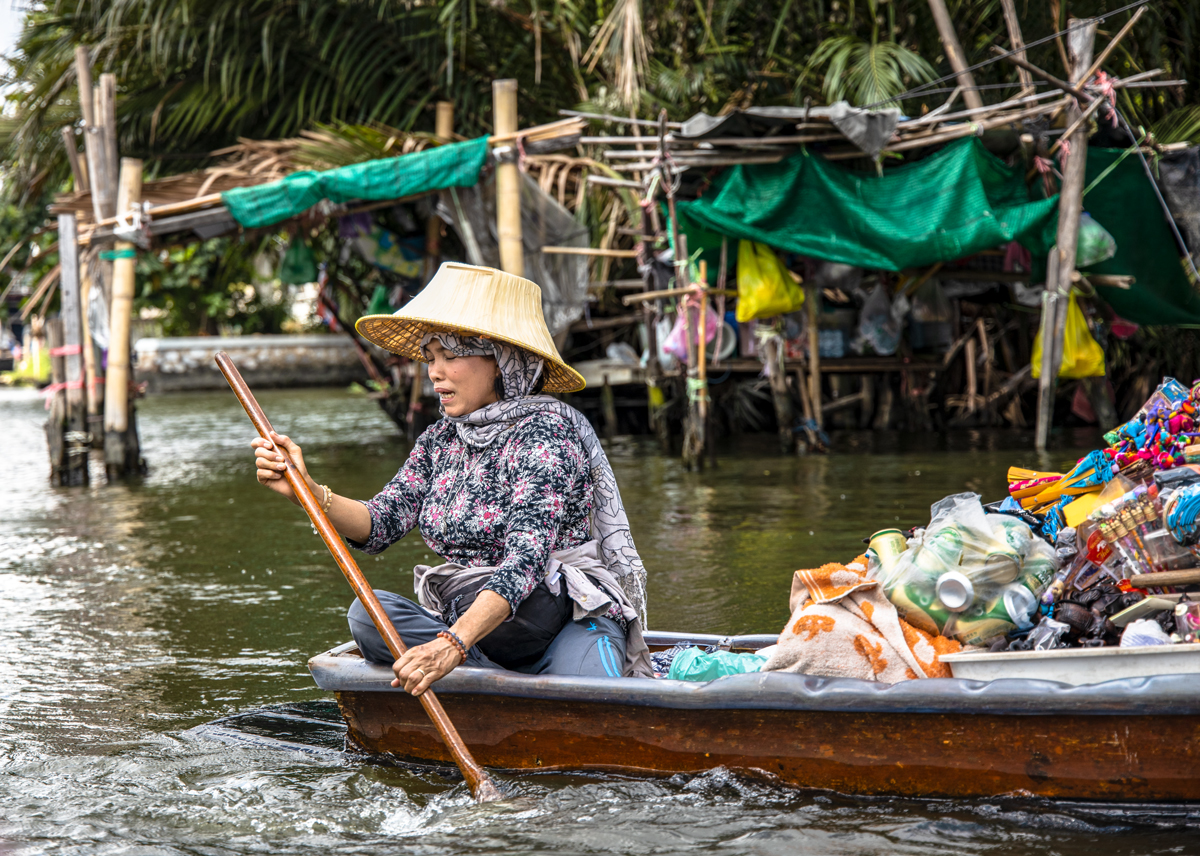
[567,11,1196,465]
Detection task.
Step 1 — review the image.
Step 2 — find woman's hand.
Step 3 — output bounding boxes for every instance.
[252,431,315,505]
[392,637,464,696]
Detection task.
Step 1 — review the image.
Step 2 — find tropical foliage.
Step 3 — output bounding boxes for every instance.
[3,0,1198,207]
[0,0,1198,334]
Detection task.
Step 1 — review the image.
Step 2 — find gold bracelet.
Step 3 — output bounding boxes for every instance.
[320,484,334,514]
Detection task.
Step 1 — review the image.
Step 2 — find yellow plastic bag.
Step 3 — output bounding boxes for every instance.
[735,240,804,322]
[1031,291,1105,379]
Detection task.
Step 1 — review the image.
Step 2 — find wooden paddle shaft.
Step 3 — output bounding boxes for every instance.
[1130,569,1200,589]
[214,352,501,802]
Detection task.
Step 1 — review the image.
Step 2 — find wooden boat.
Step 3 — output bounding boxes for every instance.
[309,630,1200,802]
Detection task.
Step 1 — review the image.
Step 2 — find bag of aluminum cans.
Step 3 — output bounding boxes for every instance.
[873,493,1059,645]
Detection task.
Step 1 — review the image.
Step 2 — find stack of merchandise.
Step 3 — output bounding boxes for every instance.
[869,378,1200,654]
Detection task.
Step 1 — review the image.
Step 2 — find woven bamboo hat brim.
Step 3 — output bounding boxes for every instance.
[355,262,586,393]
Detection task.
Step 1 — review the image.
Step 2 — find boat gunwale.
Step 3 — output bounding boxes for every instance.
[309,639,1200,717]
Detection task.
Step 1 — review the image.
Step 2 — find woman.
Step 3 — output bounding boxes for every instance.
[253,263,652,696]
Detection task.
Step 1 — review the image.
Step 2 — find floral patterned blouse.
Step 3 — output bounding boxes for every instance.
[351,412,597,615]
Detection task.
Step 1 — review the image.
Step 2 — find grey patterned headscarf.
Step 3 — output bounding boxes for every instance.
[420,331,648,622]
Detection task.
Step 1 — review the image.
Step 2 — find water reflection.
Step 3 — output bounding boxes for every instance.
[4,385,1193,854]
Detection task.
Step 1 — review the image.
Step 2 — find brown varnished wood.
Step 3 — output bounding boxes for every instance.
[336,690,1200,801]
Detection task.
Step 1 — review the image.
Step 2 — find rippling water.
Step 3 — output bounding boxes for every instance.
[2,384,1196,853]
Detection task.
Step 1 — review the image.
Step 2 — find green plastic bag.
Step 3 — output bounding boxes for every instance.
[366,284,394,316]
[666,647,767,682]
[735,240,805,323]
[279,239,318,285]
[1076,212,1117,267]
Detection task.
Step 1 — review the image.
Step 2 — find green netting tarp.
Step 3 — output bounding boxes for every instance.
[1067,148,1200,326]
[222,137,490,229]
[675,137,1059,273]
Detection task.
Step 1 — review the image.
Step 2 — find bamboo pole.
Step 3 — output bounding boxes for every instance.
[999,0,1035,96]
[103,158,142,476]
[80,254,100,422]
[74,48,111,224]
[492,80,523,276]
[1036,19,1096,453]
[807,284,822,429]
[57,213,88,485]
[925,0,984,110]
[61,127,88,193]
[424,101,453,283]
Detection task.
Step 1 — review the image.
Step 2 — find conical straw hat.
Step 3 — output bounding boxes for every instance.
[355,262,586,393]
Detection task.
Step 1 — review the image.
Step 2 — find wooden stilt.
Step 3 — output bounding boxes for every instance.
[55,214,89,485]
[765,334,794,453]
[103,158,145,479]
[1035,18,1097,453]
[45,318,68,482]
[601,376,618,440]
[492,80,523,276]
[806,284,822,428]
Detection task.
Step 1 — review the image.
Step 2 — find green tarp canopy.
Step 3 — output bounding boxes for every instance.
[221,137,490,229]
[676,137,1199,326]
[1064,147,1200,326]
[676,138,1058,274]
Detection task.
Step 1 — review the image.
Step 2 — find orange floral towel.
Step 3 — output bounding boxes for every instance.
[763,555,962,682]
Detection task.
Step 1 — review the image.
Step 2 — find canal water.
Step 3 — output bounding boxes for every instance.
[1,385,1196,854]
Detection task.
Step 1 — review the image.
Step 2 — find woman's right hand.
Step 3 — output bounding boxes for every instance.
[252,431,313,505]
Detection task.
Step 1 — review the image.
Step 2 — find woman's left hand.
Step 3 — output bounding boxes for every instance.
[391,637,463,696]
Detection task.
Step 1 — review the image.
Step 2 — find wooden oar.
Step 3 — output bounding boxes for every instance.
[215,351,502,803]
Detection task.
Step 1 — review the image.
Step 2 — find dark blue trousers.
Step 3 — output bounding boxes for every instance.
[347,589,627,678]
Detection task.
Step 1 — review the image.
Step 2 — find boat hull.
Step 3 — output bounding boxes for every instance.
[311,635,1200,801]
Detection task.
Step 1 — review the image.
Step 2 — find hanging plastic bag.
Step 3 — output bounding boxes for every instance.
[280,239,318,285]
[1076,213,1117,267]
[662,300,721,364]
[853,284,901,355]
[736,240,804,323]
[1031,292,1105,379]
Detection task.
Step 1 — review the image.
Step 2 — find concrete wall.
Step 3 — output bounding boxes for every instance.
[134,335,370,393]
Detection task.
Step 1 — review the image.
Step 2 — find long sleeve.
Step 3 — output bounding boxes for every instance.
[349,424,439,555]
[481,416,589,613]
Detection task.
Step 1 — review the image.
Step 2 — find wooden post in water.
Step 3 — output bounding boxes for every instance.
[1035,18,1096,453]
[765,331,794,453]
[492,80,523,276]
[45,317,67,482]
[103,158,144,478]
[925,0,984,110]
[51,213,89,485]
[807,283,823,429]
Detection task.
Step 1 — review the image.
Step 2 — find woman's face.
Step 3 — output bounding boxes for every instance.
[424,338,500,417]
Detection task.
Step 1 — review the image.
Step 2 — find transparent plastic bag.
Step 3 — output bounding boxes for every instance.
[853,284,900,356]
[662,302,721,363]
[1076,212,1117,267]
[880,493,1058,645]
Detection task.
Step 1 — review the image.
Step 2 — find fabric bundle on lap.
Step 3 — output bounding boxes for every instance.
[764,555,962,682]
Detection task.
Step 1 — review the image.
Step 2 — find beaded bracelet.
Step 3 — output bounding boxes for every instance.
[320,484,333,514]
[437,630,468,664]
